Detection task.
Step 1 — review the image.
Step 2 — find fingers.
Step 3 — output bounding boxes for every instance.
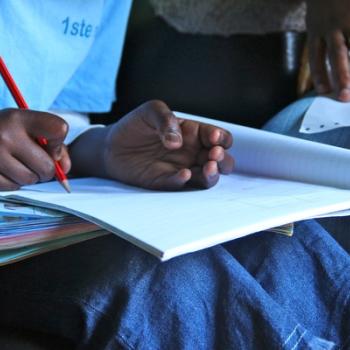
[24,110,68,140]
[326,30,350,101]
[208,146,235,174]
[191,145,234,188]
[155,161,228,190]
[12,139,57,182]
[308,31,350,101]
[23,110,69,160]
[0,174,20,191]
[115,101,234,191]
[187,161,220,189]
[150,162,220,190]
[0,109,69,190]
[308,35,331,94]
[0,153,40,189]
[189,151,234,189]
[147,168,192,190]
[198,123,233,149]
[197,146,234,174]
[141,100,183,150]
[0,142,69,190]
[139,101,233,152]
[57,145,72,174]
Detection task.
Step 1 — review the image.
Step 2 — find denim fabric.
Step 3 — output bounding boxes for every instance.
[264,95,350,148]
[264,94,350,253]
[0,221,348,349]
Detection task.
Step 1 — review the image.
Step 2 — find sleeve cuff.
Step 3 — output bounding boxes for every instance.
[48,110,105,145]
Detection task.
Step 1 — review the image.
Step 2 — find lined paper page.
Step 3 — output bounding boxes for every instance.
[2,175,350,260]
[176,112,350,189]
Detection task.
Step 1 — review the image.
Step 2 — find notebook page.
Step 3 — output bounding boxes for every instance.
[3,176,350,260]
[176,112,350,189]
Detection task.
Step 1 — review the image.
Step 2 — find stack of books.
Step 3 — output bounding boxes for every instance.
[0,201,108,266]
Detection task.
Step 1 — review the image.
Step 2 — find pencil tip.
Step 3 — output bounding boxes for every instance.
[61,180,71,193]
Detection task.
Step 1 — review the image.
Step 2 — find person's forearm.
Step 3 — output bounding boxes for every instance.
[69,126,111,178]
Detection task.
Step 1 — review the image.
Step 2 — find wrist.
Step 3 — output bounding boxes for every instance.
[69,126,110,178]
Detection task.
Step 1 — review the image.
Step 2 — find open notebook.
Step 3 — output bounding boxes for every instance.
[1,112,350,261]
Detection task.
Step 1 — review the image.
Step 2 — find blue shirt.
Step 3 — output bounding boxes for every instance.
[0,0,132,112]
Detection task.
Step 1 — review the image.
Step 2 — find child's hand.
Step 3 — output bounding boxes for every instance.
[0,109,70,190]
[306,0,350,101]
[70,100,234,190]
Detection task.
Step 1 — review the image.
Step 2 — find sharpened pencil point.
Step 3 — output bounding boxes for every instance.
[61,180,71,193]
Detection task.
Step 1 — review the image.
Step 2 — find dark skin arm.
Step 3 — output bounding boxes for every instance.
[69,100,234,190]
[307,0,350,101]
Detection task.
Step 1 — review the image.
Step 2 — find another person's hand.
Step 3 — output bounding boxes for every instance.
[70,100,234,190]
[306,0,350,101]
[0,109,70,190]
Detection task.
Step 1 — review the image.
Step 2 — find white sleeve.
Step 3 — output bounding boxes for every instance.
[48,110,105,145]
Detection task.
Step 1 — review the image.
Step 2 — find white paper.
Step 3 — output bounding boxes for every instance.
[2,113,350,261]
[2,174,350,261]
[312,209,350,219]
[300,96,350,134]
[177,112,350,189]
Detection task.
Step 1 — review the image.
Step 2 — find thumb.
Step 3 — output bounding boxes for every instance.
[56,145,71,174]
[143,100,183,150]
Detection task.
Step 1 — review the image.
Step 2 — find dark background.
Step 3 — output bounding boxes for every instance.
[91,0,305,128]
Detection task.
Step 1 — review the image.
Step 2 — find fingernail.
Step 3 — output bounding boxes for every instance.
[339,88,350,101]
[165,132,181,143]
[53,148,62,161]
[211,129,220,144]
[217,151,224,162]
[208,168,218,178]
[217,131,224,144]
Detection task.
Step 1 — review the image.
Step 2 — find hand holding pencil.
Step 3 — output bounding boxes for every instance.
[0,56,71,192]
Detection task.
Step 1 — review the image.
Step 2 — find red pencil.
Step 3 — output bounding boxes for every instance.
[0,56,71,193]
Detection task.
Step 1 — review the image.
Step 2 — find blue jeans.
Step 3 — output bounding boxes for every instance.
[265,95,350,253]
[0,221,348,349]
[264,95,350,147]
[0,98,349,349]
